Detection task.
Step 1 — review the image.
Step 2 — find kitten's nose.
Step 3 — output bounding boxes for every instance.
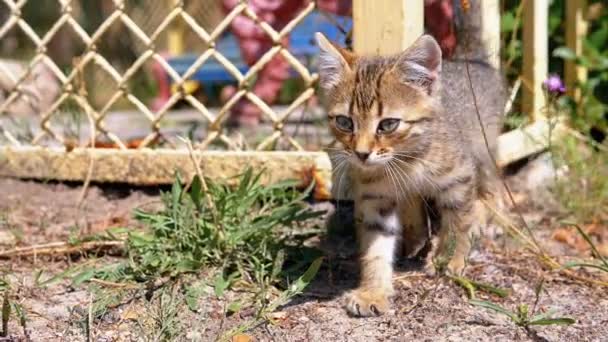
[355,151,370,162]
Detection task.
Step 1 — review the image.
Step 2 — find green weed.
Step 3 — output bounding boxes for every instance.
[0,283,27,339]
[61,168,324,338]
[73,168,323,286]
[450,276,510,299]
[470,280,575,328]
[551,137,608,224]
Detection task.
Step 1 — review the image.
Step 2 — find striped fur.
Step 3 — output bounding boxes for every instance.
[316,33,505,317]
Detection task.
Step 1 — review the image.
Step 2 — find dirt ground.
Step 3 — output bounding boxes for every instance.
[0,159,607,342]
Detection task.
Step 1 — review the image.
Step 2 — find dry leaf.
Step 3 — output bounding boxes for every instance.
[552,224,608,256]
[232,334,253,342]
[120,307,140,321]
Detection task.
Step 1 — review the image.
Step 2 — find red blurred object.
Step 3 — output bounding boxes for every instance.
[424,0,456,59]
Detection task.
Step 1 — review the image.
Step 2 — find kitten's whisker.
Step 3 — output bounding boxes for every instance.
[390,160,434,213]
[391,157,441,192]
[384,162,402,202]
[387,160,410,205]
[391,153,439,169]
[335,162,349,209]
[388,160,411,201]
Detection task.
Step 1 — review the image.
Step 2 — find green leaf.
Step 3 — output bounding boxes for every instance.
[469,299,517,321]
[213,272,237,298]
[472,281,510,298]
[226,301,242,315]
[529,309,557,322]
[553,46,577,60]
[501,12,516,33]
[561,262,608,273]
[527,317,576,326]
[171,174,183,211]
[72,269,96,286]
[190,175,202,210]
[185,281,206,312]
[290,257,323,294]
[451,276,476,299]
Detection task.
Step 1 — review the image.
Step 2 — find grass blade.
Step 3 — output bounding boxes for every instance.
[527,317,575,326]
[570,223,608,269]
[469,299,517,321]
[1,291,9,337]
[561,262,608,273]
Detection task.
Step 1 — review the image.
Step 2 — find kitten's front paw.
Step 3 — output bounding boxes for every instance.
[345,288,391,317]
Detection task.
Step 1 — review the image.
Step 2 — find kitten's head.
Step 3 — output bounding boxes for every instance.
[316,33,442,172]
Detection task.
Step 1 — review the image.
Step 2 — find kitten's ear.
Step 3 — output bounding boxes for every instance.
[396,35,442,94]
[315,32,355,90]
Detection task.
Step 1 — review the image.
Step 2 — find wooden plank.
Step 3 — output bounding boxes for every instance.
[352,0,424,55]
[495,119,566,167]
[565,0,588,101]
[522,0,549,121]
[0,124,564,193]
[0,148,332,188]
[480,0,501,69]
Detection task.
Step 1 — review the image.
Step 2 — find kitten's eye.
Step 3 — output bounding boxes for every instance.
[334,115,354,133]
[377,118,400,134]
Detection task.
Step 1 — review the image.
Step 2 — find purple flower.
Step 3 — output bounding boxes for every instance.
[543,74,566,95]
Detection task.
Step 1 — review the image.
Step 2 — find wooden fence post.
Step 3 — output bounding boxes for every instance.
[565,0,588,102]
[167,0,185,55]
[352,0,424,55]
[522,0,549,121]
[480,0,501,69]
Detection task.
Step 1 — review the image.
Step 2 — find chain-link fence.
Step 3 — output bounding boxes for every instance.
[0,0,352,155]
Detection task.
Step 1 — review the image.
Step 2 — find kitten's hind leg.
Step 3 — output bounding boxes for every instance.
[400,197,431,259]
[430,195,477,275]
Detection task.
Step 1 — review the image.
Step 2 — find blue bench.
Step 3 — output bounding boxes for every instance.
[167,11,352,85]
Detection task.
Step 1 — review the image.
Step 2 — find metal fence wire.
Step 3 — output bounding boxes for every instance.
[0,0,340,153]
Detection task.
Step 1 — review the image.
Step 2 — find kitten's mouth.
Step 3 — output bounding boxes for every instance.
[351,157,389,170]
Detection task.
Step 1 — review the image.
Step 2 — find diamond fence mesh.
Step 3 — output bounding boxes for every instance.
[0,0,346,154]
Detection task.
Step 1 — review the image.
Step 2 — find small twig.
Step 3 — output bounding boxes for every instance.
[0,240,124,258]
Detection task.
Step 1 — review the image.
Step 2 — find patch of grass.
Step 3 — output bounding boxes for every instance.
[74,168,323,286]
[551,136,608,224]
[137,286,183,342]
[470,280,575,328]
[470,299,575,327]
[61,168,324,338]
[0,284,27,339]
